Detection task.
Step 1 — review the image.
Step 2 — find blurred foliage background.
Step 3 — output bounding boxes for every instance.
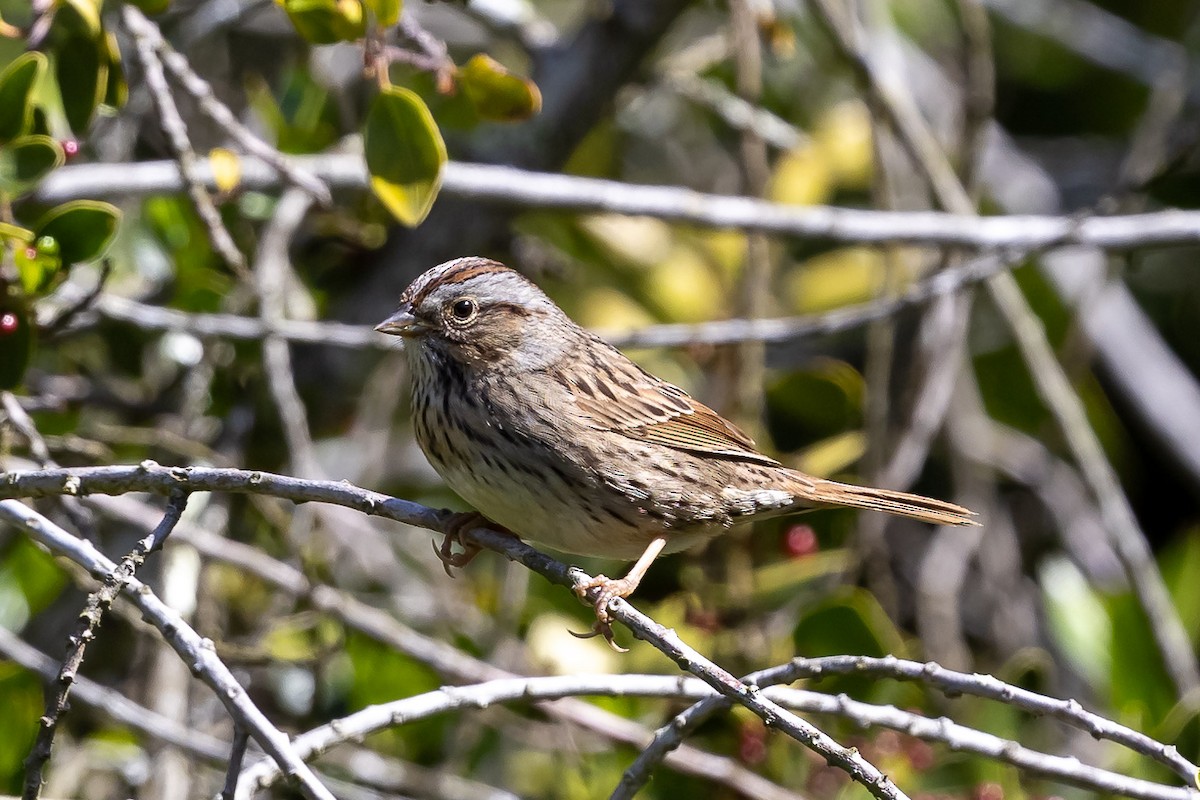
[1,0,1200,798]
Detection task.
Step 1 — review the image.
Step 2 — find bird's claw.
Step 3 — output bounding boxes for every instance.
[572,574,636,653]
[432,511,487,577]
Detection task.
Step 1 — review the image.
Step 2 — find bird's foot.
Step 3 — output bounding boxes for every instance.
[433,511,504,577]
[571,574,639,653]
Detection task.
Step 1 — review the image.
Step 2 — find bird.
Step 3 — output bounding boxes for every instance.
[376,257,978,649]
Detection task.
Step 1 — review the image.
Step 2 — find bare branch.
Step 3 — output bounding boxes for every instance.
[34,155,1200,250]
[235,673,1195,800]
[62,475,811,800]
[253,188,321,477]
[126,5,331,206]
[21,493,187,800]
[222,726,251,800]
[0,463,904,800]
[776,655,1200,782]
[806,0,1200,696]
[0,498,337,800]
[0,626,228,764]
[121,5,250,279]
[63,243,1026,354]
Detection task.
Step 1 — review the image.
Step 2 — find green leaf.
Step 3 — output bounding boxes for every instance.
[0,222,34,245]
[59,0,102,34]
[364,85,446,226]
[1039,556,1111,692]
[101,32,127,109]
[0,296,34,391]
[456,54,542,122]
[0,135,65,197]
[277,0,366,44]
[362,0,400,26]
[15,236,63,294]
[128,0,173,13]
[54,31,107,134]
[0,52,47,144]
[34,200,121,265]
[792,588,907,699]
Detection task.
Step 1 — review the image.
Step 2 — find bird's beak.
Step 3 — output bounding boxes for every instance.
[375,306,424,338]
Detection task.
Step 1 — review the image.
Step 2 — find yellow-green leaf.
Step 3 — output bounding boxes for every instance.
[209,147,242,193]
[362,0,400,26]
[15,236,62,294]
[0,52,47,144]
[129,0,172,13]
[0,135,65,198]
[364,86,446,226]
[457,54,541,122]
[0,222,34,245]
[35,200,121,265]
[277,0,365,44]
[101,32,127,109]
[60,0,102,35]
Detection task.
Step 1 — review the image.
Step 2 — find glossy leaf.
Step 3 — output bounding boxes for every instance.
[362,0,400,26]
[0,222,34,246]
[55,31,107,134]
[277,0,365,44]
[128,0,172,13]
[0,297,34,391]
[0,135,65,197]
[364,85,446,226]
[60,0,102,35]
[34,200,121,265]
[14,237,62,294]
[0,52,47,144]
[457,54,541,122]
[101,32,128,109]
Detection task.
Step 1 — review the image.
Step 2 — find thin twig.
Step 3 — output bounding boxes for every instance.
[122,5,250,279]
[223,725,251,800]
[0,498,338,800]
[76,489,799,800]
[0,463,904,800]
[806,0,1200,696]
[39,261,113,338]
[253,188,320,476]
[20,491,189,800]
[124,4,332,206]
[0,393,98,542]
[64,242,1031,352]
[235,673,1197,800]
[781,655,1200,782]
[0,626,228,763]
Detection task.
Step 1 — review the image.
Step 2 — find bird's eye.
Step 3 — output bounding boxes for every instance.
[449,297,477,322]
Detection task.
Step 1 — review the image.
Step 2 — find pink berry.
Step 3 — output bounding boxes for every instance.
[783,524,818,558]
[62,140,79,157]
[0,313,17,334]
[738,723,767,765]
[24,247,37,260]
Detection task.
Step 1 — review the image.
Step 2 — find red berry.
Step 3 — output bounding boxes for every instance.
[783,524,818,558]
[738,722,767,765]
[0,313,17,334]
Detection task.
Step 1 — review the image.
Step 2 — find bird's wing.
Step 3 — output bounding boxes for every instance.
[562,341,781,467]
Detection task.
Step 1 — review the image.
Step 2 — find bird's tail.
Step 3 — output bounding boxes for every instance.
[784,470,979,527]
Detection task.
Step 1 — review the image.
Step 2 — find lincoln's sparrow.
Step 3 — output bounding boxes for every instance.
[377,257,977,647]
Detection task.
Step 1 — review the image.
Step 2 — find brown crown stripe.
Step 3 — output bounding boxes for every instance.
[408,259,511,307]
